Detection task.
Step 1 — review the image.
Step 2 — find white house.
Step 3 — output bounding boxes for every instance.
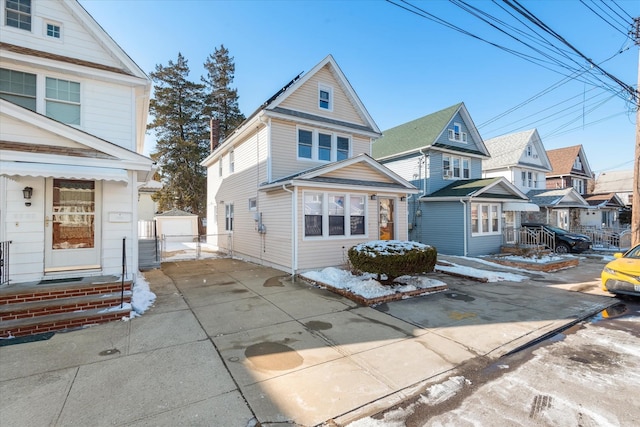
[0,0,154,284]
[201,55,417,274]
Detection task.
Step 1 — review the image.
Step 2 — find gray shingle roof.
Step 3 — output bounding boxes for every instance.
[482,129,537,169]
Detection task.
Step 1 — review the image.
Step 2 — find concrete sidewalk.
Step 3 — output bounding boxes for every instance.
[0,256,616,426]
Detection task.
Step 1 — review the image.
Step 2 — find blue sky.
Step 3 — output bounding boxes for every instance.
[79,0,638,175]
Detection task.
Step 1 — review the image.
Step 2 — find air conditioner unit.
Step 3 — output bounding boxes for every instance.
[443,170,452,178]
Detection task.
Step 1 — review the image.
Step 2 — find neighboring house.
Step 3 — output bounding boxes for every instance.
[201,55,417,274]
[482,128,551,229]
[0,0,154,284]
[482,129,552,194]
[593,170,633,208]
[372,103,531,256]
[546,145,594,196]
[138,180,162,222]
[523,188,590,229]
[581,193,625,229]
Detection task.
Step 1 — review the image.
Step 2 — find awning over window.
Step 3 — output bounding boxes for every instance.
[502,201,540,212]
[0,162,129,182]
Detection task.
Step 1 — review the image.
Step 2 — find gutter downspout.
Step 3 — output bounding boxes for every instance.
[419,148,429,196]
[282,184,297,274]
[460,199,468,256]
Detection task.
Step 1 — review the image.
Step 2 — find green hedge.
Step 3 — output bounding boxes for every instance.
[347,241,437,284]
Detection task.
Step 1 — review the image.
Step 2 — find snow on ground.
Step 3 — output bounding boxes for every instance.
[434,261,529,282]
[127,272,156,319]
[161,241,227,261]
[301,268,446,299]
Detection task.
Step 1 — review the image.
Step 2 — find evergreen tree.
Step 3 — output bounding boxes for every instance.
[202,44,245,146]
[148,53,209,217]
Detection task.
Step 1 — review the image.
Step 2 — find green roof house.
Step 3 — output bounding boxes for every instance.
[372,103,531,256]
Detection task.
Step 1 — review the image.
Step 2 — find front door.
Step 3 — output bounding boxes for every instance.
[379,198,395,240]
[45,179,101,272]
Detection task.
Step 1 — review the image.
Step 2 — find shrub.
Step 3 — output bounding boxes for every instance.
[347,240,437,285]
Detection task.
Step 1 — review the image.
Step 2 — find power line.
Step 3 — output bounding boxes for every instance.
[579,0,629,37]
[609,0,634,21]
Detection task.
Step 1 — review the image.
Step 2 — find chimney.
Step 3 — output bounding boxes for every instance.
[210,118,220,152]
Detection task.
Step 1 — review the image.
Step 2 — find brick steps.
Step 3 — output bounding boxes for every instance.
[0,306,131,337]
[0,292,132,321]
[0,279,132,338]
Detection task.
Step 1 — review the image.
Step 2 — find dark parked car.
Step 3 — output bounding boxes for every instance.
[521,223,592,254]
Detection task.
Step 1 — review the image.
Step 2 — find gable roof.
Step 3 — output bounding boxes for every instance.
[372,103,488,161]
[260,153,418,193]
[482,129,552,171]
[583,193,625,208]
[546,145,593,177]
[594,169,633,193]
[526,188,589,208]
[202,55,380,166]
[422,177,528,201]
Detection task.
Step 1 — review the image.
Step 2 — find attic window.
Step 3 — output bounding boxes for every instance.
[573,157,582,170]
[526,145,532,157]
[46,22,61,38]
[5,0,31,31]
[318,84,332,111]
[448,122,467,143]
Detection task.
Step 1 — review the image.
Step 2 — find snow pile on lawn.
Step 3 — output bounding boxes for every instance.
[500,254,564,263]
[301,267,446,299]
[435,261,528,282]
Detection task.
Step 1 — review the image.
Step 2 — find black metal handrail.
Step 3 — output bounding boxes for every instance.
[1,240,11,286]
[121,237,126,308]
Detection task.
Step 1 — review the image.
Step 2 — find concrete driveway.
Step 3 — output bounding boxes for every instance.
[0,256,617,426]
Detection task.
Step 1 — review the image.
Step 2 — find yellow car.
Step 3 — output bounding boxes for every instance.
[601,244,640,297]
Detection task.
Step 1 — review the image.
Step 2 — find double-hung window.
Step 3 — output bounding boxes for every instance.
[337,136,349,161]
[328,195,345,236]
[297,128,350,162]
[318,133,332,161]
[304,193,323,237]
[298,129,313,159]
[443,155,470,179]
[471,203,500,235]
[46,77,80,125]
[225,204,234,231]
[0,68,36,110]
[318,84,332,111]
[229,150,235,173]
[5,0,31,31]
[350,195,365,235]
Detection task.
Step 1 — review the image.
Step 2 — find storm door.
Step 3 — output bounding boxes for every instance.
[45,179,101,271]
[379,198,395,240]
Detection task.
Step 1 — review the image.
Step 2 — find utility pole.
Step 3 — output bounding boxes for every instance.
[633,17,640,247]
